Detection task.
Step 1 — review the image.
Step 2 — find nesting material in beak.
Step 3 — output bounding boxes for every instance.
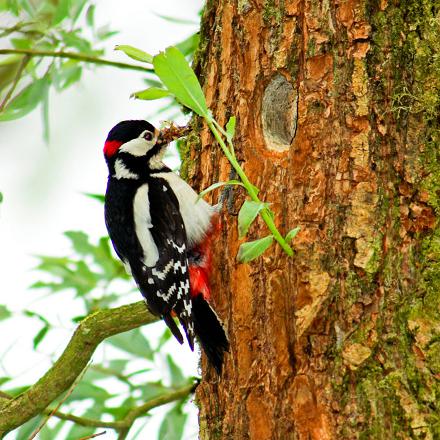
[157,123,191,146]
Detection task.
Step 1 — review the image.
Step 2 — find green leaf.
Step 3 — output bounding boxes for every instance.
[143,77,165,88]
[38,419,65,440]
[5,384,30,396]
[155,13,199,25]
[3,0,19,15]
[65,423,96,440]
[72,314,86,323]
[0,192,2,203]
[157,328,172,349]
[0,77,49,122]
[226,116,236,141]
[33,325,49,349]
[107,328,154,360]
[96,25,118,41]
[71,0,88,23]
[153,46,209,118]
[108,359,129,373]
[93,237,126,280]
[115,45,153,63]
[15,415,44,440]
[166,354,186,387]
[11,38,32,49]
[17,0,34,15]
[131,87,171,100]
[158,403,188,440]
[64,230,93,255]
[68,381,112,402]
[197,180,244,200]
[52,0,70,25]
[41,83,49,143]
[237,200,266,238]
[54,61,82,90]
[0,54,21,66]
[237,235,274,263]
[104,396,136,419]
[175,32,200,56]
[85,4,95,27]
[73,261,99,295]
[139,381,168,401]
[0,304,11,320]
[0,376,11,387]
[285,226,300,242]
[60,30,93,53]
[23,309,49,325]
[83,192,105,203]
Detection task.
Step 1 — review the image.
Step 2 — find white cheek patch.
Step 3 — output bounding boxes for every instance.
[133,184,159,267]
[119,137,154,157]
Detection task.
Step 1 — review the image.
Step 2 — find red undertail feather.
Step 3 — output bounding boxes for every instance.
[188,216,229,373]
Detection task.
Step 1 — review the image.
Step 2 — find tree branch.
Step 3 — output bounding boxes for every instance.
[50,382,196,431]
[0,301,158,436]
[0,54,30,111]
[0,382,196,436]
[0,48,153,73]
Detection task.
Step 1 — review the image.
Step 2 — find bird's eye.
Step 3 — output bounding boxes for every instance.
[144,131,153,141]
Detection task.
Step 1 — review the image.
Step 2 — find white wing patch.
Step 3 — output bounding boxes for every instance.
[114,159,139,180]
[152,172,217,247]
[167,238,186,254]
[133,183,159,267]
[152,260,174,280]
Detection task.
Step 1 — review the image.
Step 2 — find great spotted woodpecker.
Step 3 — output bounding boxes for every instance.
[103,120,229,373]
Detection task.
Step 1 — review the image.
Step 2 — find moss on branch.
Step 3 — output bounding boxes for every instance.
[0,301,158,436]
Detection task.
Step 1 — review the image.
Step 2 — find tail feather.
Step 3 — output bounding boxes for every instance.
[192,294,229,374]
[178,315,195,351]
[163,313,184,345]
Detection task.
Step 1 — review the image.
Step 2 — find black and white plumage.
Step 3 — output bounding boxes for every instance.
[103,120,228,372]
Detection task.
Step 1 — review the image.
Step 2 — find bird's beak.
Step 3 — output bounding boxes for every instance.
[156,124,191,146]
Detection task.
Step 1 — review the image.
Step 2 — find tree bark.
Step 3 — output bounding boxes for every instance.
[186,0,440,438]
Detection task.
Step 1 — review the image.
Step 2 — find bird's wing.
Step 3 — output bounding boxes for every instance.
[130,176,194,349]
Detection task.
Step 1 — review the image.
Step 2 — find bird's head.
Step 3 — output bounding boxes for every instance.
[103,120,170,179]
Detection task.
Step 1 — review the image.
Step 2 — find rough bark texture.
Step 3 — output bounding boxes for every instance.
[184,0,440,438]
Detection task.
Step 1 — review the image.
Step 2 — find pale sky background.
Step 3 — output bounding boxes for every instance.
[0,0,202,438]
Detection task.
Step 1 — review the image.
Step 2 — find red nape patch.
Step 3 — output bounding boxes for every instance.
[103,140,122,157]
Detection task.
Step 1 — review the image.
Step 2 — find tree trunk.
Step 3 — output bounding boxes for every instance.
[185,0,440,438]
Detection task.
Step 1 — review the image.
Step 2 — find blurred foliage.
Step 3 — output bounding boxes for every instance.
[0,0,200,140]
[0,0,201,438]
[1,228,196,439]
[0,0,117,140]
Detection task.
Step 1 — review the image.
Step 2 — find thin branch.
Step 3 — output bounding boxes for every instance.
[0,48,153,73]
[123,381,197,425]
[0,301,158,436]
[78,431,106,440]
[29,362,91,439]
[52,382,196,431]
[0,382,197,433]
[0,54,30,111]
[90,364,133,387]
[46,409,123,429]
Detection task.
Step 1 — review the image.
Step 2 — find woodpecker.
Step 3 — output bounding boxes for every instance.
[103,120,229,373]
